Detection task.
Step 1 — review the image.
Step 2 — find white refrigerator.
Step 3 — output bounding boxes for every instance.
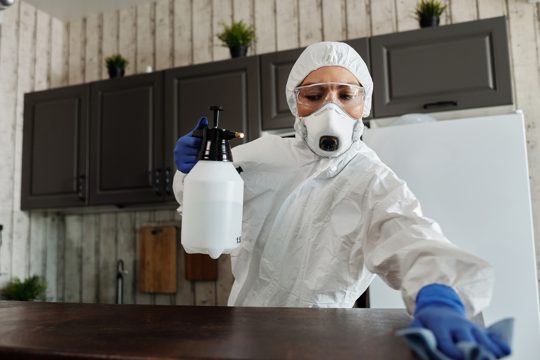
[363,112,540,359]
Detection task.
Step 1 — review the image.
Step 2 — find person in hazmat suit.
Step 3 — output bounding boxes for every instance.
[172,41,511,359]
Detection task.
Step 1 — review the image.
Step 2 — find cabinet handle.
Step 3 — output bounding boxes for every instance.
[77,175,86,201]
[153,169,162,196]
[422,101,458,109]
[164,167,172,195]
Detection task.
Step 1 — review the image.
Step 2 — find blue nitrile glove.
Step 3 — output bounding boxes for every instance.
[411,284,511,360]
[174,117,208,173]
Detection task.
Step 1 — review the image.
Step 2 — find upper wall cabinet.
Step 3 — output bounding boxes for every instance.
[371,16,512,118]
[89,72,165,206]
[21,85,89,210]
[164,56,260,200]
[260,38,371,131]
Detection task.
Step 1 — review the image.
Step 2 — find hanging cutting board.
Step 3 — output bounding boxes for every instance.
[138,225,177,294]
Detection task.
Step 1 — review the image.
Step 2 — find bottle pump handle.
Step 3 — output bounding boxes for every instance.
[209,106,224,128]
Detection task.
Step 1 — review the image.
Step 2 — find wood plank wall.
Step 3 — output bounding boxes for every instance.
[1,0,540,305]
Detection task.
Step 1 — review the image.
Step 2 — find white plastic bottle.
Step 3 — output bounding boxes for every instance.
[181,106,244,259]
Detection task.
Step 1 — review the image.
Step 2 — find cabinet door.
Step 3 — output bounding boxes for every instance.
[164,56,260,197]
[21,85,89,210]
[371,16,512,118]
[89,73,164,206]
[260,38,371,131]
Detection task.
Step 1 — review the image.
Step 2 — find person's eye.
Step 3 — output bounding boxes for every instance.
[305,94,323,101]
[339,92,354,101]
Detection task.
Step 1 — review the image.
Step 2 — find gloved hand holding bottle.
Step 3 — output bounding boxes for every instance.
[174,117,208,173]
[411,284,511,359]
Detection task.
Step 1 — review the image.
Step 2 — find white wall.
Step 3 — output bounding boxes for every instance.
[1,0,540,306]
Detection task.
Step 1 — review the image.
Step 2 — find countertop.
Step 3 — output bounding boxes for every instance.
[0,301,417,359]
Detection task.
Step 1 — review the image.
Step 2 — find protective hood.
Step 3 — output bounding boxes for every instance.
[286,41,373,119]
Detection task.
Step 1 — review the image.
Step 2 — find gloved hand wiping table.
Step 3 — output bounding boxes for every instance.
[397,284,513,360]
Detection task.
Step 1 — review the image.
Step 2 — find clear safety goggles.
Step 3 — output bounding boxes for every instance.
[294,82,365,118]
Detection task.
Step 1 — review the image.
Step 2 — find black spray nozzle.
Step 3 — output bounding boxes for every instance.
[209,105,224,128]
[194,106,245,162]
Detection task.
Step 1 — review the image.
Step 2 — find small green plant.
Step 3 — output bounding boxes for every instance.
[217,20,256,48]
[105,54,128,70]
[1,275,47,301]
[414,0,447,20]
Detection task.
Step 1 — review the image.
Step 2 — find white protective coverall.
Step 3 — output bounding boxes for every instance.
[173,41,494,317]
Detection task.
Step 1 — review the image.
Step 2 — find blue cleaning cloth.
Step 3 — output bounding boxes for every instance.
[396,318,514,360]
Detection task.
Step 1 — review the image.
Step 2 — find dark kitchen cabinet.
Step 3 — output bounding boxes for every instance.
[371,16,512,118]
[164,56,260,199]
[89,72,165,206]
[21,85,89,210]
[260,38,371,131]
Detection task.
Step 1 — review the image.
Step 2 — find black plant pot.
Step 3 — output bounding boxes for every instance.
[107,66,125,79]
[229,45,248,58]
[419,15,440,28]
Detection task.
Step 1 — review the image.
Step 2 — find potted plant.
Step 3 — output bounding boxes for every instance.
[1,275,47,301]
[217,20,256,58]
[414,0,447,28]
[105,54,128,79]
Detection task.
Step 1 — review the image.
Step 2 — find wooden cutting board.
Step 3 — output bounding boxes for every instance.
[138,225,177,294]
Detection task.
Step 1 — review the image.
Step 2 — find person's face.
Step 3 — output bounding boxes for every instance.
[296,66,364,119]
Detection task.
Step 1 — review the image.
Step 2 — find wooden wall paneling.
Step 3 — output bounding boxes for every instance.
[275,0,299,51]
[477,0,507,19]
[322,0,346,41]
[81,214,98,303]
[85,14,100,82]
[212,0,233,61]
[0,1,20,286]
[45,214,60,301]
[55,215,66,302]
[195,278,216,306]
[254,0,276,54]
[119,6,137,76]
[154,210,176,305]
[34,10,50,91]
[101,11,118,80]
[98,213,117,303]
[28,212,46,278]
[135,211,155,304]
[11,1,36,281]
[233,0,253,24]
[173,0,193,67]
[395,0,419,32]
[192,0,213,64]
[64,215,82,302]
[49,18,68,88]
[450,0,478,24]
[345,0,371,39]
[216,254,233,306]
[155,0,173,70]
[136,2,155,73]
[116,212,135,304]
[68,19,85,85]
[370,0,396,36]
[298,0,323,47]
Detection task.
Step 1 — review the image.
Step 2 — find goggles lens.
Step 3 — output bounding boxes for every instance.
[294,82,364,118]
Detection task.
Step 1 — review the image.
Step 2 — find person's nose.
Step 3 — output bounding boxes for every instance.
[323,89,339,103]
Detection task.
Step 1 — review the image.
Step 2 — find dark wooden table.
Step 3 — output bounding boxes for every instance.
[0,301,417,359]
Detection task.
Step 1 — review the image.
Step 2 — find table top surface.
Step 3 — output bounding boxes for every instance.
[0,301,417,359]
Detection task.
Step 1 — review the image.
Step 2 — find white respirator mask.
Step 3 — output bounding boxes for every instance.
[301,103,363,158]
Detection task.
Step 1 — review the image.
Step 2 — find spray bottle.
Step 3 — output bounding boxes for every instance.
[181,106,244,259]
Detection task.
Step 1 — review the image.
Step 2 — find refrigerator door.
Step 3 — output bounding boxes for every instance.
[363,112,540,360]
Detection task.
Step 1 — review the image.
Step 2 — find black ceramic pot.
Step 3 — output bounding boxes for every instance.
[108,66,125,79]
[419,15,440,28]
[229,45,248,58]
